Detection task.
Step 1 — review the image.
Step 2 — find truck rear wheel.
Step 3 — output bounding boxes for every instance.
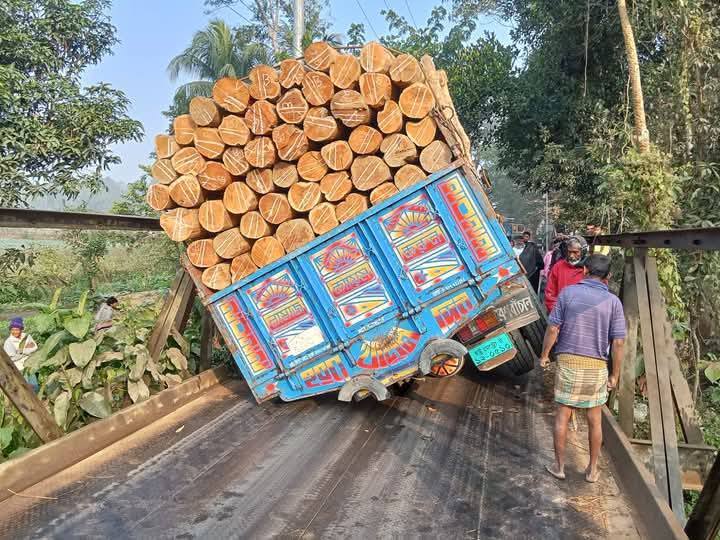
[428,353,465,378]
[520,318,546,356]
[504,330,536,376]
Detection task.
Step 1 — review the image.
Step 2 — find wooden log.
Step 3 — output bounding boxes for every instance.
[302,71,335,106]
[173,114,196,145]
[288,182,322,212]
[189,96,221,127]
[245,100,278,135]
[171,147,206,176]
[248,64,281,101]
[213,227,251,259]
[331,90,371,128]
[405,116,437,147]
[223,181,258,214]
[304,41,339,72]
[251,236,285,267]
[151,159,178,184]
[276,88,308,124]
[259,193,294,225]
[376,100,403,134]
[320,140,354,171]
[276,219,315,253]
[194,127,225,159]
[159,208,204,242]
[399,82,436,119]
[199,199,237,233]
[218,115,251,146]
[246,168,275,195]
[272,162,298,188]
[222,147,250,176]
[336,193,369,223]
[370,182,399,205]
[278,58,305,88]
[395,164,427,190]
[198,161,232,191]
[351,155,391,191]
[419,140,453,173]
[359,73,392,108]
[212,77,250,113]
[309,202,338,235]
[169,174,205,208]
[304,107,340,142]
[320,171,352,202]
[240,211,272,239]
[348,125,383,155]
[329,54,361,89]
[146,183,173,211]
[230,253,258,282]
[380,133,417,167]
[389,53,424,86]
[187,238,221,268]
[155,134,179,159]
[359,41,394,74]
[272,124,309,162]
[297,151,328,181]
[202,263,231,291]
[244,136,277,168]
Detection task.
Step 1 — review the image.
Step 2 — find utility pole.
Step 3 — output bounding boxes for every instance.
[293,0,304,58]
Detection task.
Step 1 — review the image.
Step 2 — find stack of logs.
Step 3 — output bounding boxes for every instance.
[148,41,455,292]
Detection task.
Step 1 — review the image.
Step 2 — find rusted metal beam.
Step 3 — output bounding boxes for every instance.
[0,207,161,231]
[587,227,720,251]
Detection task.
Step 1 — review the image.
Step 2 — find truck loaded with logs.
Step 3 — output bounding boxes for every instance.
[149,41,545,403]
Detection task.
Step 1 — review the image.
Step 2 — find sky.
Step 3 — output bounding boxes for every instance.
[81,1,511,184]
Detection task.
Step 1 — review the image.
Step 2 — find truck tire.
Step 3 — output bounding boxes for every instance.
[520,318,546,356]
[505,330,536,376]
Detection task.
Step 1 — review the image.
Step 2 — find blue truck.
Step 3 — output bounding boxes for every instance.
[189,162,542,403]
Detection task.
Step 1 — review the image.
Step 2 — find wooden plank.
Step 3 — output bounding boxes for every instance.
[147,269,185,356]
[199,312,214,372]
[148,271,195,361]
[685,450,720,540]
[630,439,717,490]
[618,256,640,437]
[0,348,63,443]
[646,256,686,523]
[180,253,214,304]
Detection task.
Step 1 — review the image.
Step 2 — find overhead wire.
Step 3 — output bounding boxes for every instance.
[353,0,380,40]
[403,0,418,27]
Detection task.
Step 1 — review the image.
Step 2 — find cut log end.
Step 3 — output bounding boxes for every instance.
[231,253,258,282]
[146,183,174,211]
[155,134,179,159]
[279,59,305,89]
[151,159,178,184]
[202,263,232,291]
[223,181,258,214]
[222,147,250,176]
[349,125,383,155]
[380,133,418,168]
[399,82,436,119]
[331,90,371,128]
[329,54,361,89]
[359,73,392,109]
[351,155,392,191]
[405,116,437,147]
[288,182,322,212]
[320,140,354,171]
[304,107,340,142]
[272,162,298,188]
[169,174,205,208]
[304,41,339,72]
[246,168,275,195]
[272,123,309,162]
[276,88,308,124]
[420,140,453,173]
[248,64,281,101]
[245,100,278,135]
[297,151,329,182]
[336,193,369,223]
[173,114,196,145]
[194,127,225,159]
[218,115,251,147]
[275,219,315,253]
[171,147,206,176]
[213,227,251,259]
[199,199,237,233]
[198,161,232,192]
[212,77,250,113]
[240,211,272,239]
[160,208,204,242]
[376,101,403,135]
[251,236,285,268]
[187,239,222,268]
[370,182,399,205]
[259,193,294,225]
[302,71,335,107]
[359,41,395,74]
[395,164,427,190]
[309,202,339,235]
[245,137,277,169]
[389,53,424,86]
[320,171,352,202]
[189,96,221,127]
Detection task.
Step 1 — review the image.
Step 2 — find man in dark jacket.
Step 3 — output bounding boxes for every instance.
[516,231,544,292]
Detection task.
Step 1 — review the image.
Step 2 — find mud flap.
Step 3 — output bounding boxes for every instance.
[418,339,468,375]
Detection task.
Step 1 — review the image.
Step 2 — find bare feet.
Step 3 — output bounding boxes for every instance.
[585,465,600,483]
[545,464,566,480]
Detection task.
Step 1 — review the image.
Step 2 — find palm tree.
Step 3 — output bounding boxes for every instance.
[167,19,269,113]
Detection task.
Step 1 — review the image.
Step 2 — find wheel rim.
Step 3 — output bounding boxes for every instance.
[429,354,463,377]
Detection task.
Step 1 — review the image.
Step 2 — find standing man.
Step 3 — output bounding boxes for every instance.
[544,236,587,312]
[539,255,626,482]
[516,231,544,292]
[3,317,39,390]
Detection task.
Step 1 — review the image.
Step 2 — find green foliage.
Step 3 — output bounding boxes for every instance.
[0,0,143,207]
[347,23,365,45]
[110,168,155,217]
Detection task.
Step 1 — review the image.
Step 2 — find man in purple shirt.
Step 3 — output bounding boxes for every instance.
[539,254,626,483]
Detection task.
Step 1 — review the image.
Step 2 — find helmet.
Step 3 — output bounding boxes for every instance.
[559,235,588,267]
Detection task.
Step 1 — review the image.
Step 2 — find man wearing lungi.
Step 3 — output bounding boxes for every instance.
[539,254,626,482]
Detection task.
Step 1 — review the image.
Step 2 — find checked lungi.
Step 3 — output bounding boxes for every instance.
[554,354,608,408]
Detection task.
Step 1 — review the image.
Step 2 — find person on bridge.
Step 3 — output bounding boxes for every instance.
[539,254,626,483]
[543,236,587,312]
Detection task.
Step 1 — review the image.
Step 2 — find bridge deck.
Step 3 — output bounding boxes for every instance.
[0,367,642,539]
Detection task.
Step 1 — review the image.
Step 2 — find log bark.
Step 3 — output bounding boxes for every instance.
[359,73,392,108]
[230,253,258,282]
[389,53,424,86]
[213,227,251,259]
[194,127,225,159]
[169,174,205,208]
[202,263,231,291]
[187,238,222,268]
[297,151,328,181]
[309,202,338,235]
[173,114,196,145]
[304,107,340,142]
[222,147,251,176]
[240,211,272,239]
[370,182,399,205]
[351,155,391,191]
[419,140,453,173]
[218,115,251,146]
[272,123,309,161]
[304,41,339,72]
[155,134,179,159]
[159,208,204,242]
[278,58,305,89]
[223,181,258,214]
[329,54,361,89]
[198,161,232,192]
[275,219,315,253]
[302,71,335,106]
[244,137,277,168]
[320,171,352,202]
[246,168,275,195]
[199,199,237,233]
[395,164,426,190]
[276,88,308,124]
[151,159,178,184]
[331,90,371,127]
[146,183,173,211]
[251,236,285,267]
[380,133,417,167]
[171,147,206,176]
[320,140,354,171]
[259,193,294,225]
[212,77,250,113]
[399,82,436,119]
[376,100,403,134]
[189,96,221,127]
[245,100,278,135]
[288,182,322,212]
[272,162,298,188]
[248,64,281,101]
[336,193,369,223]
[405,116,437,147]
[348,125,383,155]
[359,41,394,73]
